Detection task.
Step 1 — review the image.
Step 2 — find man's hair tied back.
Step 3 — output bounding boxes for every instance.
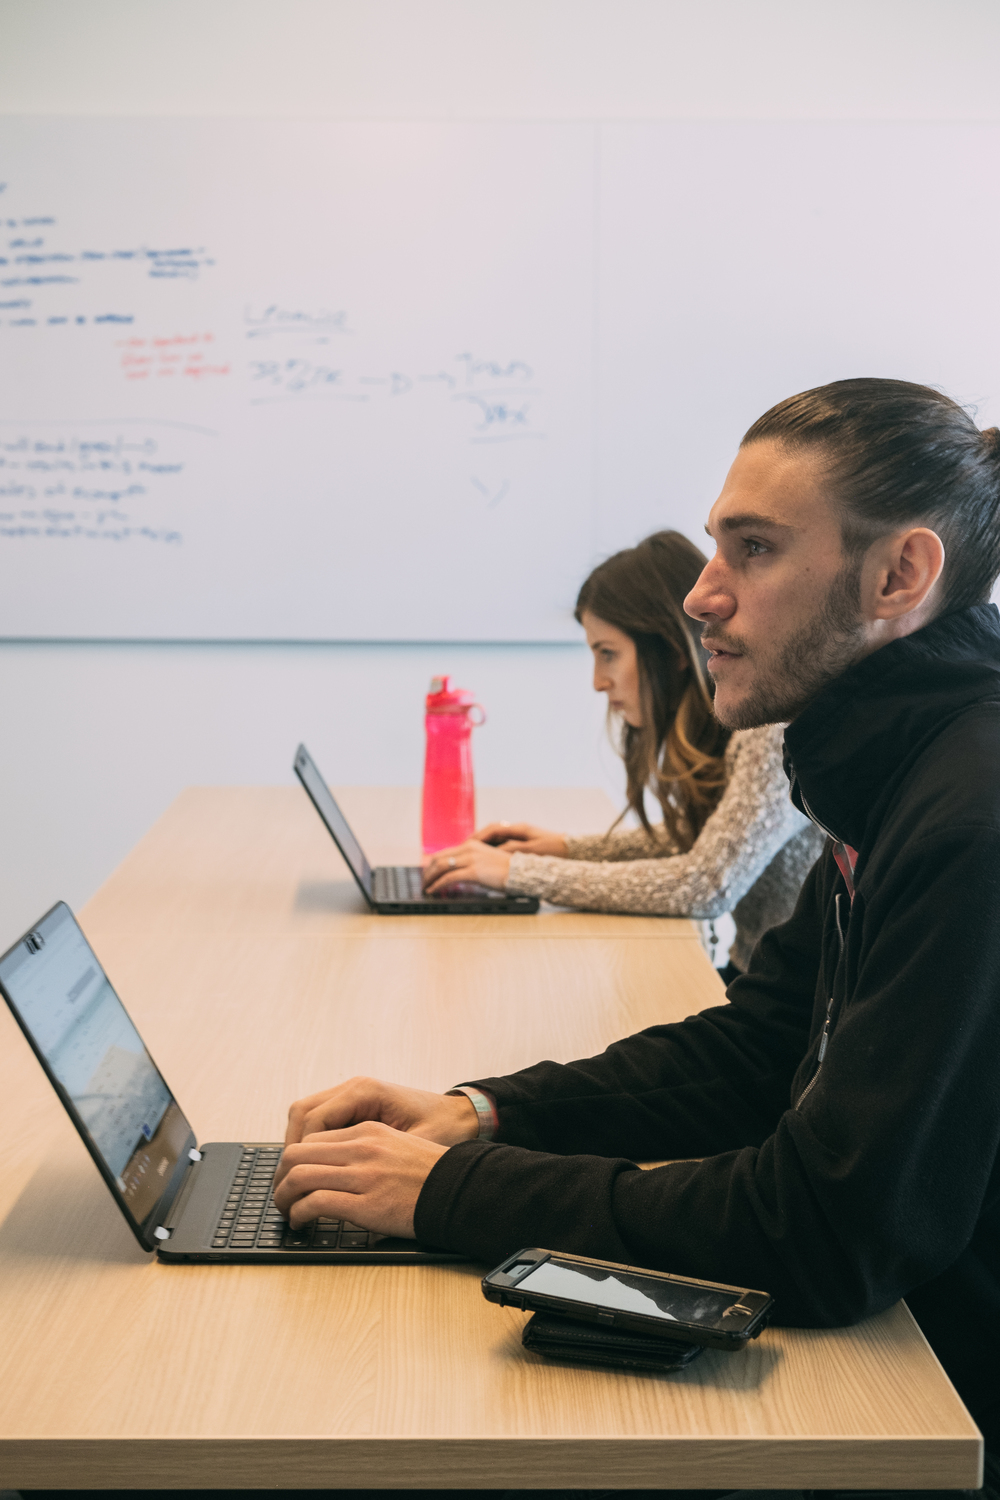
[742,378,1000,613]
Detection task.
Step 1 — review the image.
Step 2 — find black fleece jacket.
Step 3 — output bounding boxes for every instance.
[414,604,1000,1437]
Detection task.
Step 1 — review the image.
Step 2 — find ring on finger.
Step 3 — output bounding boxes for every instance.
[449,856,457,868]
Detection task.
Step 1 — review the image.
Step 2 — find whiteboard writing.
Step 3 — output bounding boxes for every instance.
[0,424,205,544]
[245,342,542,442]
[244,304,351,338]
[0,207,215,310]
[0,120,596,639]
[119,333,230,383]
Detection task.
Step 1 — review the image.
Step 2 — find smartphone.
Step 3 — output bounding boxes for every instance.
[482,1247,773,1351]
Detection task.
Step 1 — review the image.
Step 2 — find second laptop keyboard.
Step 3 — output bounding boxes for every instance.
[211,1145,379,1251]
[374,865,425,902]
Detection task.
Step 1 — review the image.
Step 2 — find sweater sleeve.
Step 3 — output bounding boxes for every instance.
[505,725,810,918]
[416,824,1000,1328]
[563,825,681,861]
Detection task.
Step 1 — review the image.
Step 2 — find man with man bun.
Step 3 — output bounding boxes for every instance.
[275,379,1000,1466]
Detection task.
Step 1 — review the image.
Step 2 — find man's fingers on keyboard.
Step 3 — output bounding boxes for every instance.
[286,1188,359,1229]
[297,1085,390,1137]
[284,1077,384,1144]
[285,1086,341,1145]
[276,1123,405,1185]
[274,1126,388,1199]
[276,1160,369,1206]
[285,1085,361,1144]
[273,1122,449,1236]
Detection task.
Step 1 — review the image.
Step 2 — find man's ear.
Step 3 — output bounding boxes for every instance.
[869,527,945,621]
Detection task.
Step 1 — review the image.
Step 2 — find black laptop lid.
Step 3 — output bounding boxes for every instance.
[293,744,375,903]
[0,903,196,1250]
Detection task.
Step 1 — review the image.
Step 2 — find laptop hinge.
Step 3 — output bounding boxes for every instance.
[161,1149,203,1231]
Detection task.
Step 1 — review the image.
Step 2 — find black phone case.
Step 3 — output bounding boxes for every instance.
[483,1247,773,1351]
[522,1312,703,1372]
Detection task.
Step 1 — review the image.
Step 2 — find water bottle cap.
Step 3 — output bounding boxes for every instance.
[426,675,485,721]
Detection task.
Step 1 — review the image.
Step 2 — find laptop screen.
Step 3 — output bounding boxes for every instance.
[0,903,191,1231]
[294,744,374,899]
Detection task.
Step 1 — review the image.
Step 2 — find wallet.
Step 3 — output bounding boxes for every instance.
[522,1312,704,1372]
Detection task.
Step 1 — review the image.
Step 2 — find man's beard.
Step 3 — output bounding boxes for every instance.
[708,558,867,730]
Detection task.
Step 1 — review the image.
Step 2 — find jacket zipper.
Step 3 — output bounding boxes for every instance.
[795,891,845,1109]
[796,783,841,844]
[789,769,851,1108]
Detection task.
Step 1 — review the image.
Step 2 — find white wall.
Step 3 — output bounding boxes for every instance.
[1,0,998,951]
[0,639,615,947]
[3,0,999,121]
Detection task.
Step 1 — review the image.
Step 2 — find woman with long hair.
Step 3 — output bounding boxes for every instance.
[423,530,824,976]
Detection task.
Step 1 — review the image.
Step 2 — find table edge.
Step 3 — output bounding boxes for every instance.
[0,1432,983,1490]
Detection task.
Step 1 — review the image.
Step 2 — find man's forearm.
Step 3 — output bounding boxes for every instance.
[456,862,823,1160]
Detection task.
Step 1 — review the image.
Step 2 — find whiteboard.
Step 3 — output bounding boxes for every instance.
[2,119,999,640]
[0,120,597,640]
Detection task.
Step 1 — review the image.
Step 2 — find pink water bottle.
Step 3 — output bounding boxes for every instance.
[421,675,485,854]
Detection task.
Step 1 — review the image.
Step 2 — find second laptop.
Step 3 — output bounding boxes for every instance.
[293,744,539,915]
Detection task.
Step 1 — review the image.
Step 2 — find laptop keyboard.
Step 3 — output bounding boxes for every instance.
[211,1145,378,1251]
[374,865,425,902]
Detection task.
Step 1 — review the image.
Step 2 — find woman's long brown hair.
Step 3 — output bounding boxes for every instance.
[575,530,731,851]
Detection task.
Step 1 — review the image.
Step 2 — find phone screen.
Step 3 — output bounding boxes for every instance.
[514,1257,741,1325]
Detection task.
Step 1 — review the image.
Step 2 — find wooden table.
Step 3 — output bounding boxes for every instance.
[0,786,981,1491]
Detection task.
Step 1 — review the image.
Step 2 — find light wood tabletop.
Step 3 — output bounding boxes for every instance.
[0,785,981,1491]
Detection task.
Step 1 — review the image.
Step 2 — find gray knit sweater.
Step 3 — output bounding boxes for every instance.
[505,723,826,972]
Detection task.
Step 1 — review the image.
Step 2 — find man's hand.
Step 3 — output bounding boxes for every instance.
[285,1075,479,1146]
[422,839,512,893]
[474,821,569,857]
[273,1121,449,1236]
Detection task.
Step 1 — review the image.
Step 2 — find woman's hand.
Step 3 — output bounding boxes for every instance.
[423,839,512,893]
[474,821,569,857]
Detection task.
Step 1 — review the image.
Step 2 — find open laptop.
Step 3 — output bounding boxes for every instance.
[0,901,465,1264]
[293,743,539,914]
